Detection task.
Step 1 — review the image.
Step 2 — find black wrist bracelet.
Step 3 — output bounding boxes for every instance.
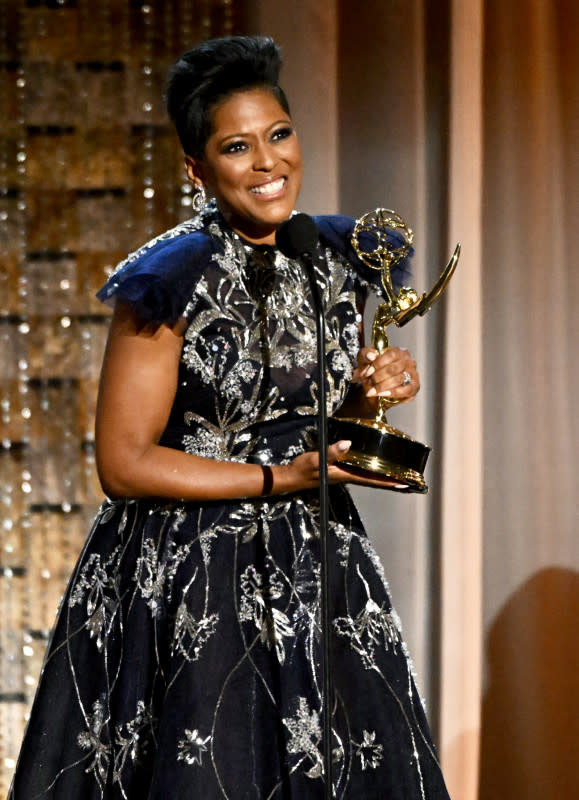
[261,465,274,496]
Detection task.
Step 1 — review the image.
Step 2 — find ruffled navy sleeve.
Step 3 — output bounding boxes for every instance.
[96,231,216,326]
[314,214,412,296]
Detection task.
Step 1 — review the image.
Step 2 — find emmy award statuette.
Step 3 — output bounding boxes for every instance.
[328,209,461,493]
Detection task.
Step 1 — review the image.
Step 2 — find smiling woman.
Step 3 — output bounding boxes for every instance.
[185,89,304,244]
[8,36,445,800]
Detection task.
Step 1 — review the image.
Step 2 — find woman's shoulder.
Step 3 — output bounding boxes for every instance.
[314,213,355,236]
[314,212,412,291]
[96,216,218,327]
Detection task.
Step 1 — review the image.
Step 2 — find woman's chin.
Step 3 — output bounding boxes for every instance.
[228,214,289,246]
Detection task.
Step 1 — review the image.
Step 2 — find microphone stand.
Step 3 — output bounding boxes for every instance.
[276,215,334,798]
[305,264,334,800]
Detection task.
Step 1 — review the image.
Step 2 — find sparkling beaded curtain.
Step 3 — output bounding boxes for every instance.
[0,0,243,791]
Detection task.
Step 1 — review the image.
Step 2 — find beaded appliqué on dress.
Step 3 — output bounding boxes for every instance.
[171,209,360,467]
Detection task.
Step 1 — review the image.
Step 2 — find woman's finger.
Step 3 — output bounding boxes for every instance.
[330,464,409,489]
[366,362,419,397]
[364,348,420,400]
[327,440,351,464]
[354,347,378,380]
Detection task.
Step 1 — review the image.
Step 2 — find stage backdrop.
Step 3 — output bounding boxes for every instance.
[1,1,578,798]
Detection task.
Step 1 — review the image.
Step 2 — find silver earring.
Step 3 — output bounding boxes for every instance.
[192,182,207,213]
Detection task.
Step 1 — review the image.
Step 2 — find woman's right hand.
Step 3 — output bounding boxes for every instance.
[279,440,406,492]
[280,438,409,492]
[278,440,353,492]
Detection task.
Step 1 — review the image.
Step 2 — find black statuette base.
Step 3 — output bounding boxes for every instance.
[328,417,431,493]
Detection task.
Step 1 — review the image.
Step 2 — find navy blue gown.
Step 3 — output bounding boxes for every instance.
[9,203,450,799]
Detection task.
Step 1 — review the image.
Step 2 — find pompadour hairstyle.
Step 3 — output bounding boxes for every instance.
[165,36,290,159]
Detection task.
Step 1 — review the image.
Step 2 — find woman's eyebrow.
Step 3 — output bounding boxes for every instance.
[215,119,292,146]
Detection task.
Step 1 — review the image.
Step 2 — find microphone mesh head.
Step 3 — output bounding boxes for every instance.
[275,213,319,258]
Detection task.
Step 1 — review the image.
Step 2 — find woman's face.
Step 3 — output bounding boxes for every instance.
[186,88,303,245]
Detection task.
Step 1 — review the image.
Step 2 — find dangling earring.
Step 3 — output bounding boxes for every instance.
[192,182,207,214]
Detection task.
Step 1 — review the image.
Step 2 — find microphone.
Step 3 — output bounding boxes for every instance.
[275,213,319,261]
[276,212,334,800]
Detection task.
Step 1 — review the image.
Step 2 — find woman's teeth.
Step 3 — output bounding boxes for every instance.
[251,178,285,195]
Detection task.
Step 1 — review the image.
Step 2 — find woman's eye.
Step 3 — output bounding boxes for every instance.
[271,126,293,142]
[223,140,247,155]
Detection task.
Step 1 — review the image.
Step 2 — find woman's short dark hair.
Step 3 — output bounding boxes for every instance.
[165,36,290,160]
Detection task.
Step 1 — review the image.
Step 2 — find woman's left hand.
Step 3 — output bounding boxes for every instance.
[353,346,420,404]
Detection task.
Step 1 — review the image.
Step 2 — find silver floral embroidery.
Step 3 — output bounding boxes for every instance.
[342,320,361,363]
[69,548,121,651]
[183,424,231,461]
[175,207,359,450]
[177,728,211,766]
[334,567,401,668]
[332,348,354,378]
[294,548,320,610]
[357,538,421,689]
[221,359,258,399]
[77,695,111,786]
[170,506,187,532]
[134,538,191,617]
[282,696,323,779]
[354,729,384,771]
[215,499,292,546]
[359,535,393,594]
[172,604,219,662]
[199,527,218,565]
[292,550,321,645]
[113,701,155,781]
[238,565,294,664]
[333,523,355,567]
[182,342,215,383]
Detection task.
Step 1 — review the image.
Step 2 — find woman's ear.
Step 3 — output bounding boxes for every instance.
[184,155,204,187]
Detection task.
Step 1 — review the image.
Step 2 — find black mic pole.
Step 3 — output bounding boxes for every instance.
[307,268,333,800]
[276,216,333,799]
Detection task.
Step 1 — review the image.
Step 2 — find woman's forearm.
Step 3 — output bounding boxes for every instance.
[97,443,294,502]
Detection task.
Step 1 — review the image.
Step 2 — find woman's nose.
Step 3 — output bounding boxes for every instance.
[253,141,276,171]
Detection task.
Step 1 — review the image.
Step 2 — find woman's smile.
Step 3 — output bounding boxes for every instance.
[250,176,286,196]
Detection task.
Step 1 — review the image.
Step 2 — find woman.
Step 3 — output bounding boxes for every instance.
[9,36,450,799]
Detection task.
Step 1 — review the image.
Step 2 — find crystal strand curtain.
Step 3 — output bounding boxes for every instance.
[0,1,245,792]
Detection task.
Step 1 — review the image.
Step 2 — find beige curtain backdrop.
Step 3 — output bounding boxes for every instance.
[249,1,579,798]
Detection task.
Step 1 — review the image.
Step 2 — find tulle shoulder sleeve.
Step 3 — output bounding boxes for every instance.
[314,214,412,296]
[96,226,216,326]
